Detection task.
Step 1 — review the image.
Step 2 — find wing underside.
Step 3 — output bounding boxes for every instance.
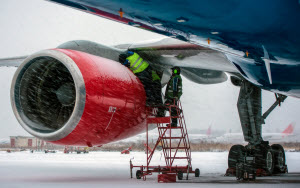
[118,38,235,84]
[0,0,240,85]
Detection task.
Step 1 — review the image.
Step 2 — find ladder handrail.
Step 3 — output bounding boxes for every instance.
[178,100,192,162]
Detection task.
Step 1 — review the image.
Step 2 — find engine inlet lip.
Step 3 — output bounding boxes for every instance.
[10,49,86,141]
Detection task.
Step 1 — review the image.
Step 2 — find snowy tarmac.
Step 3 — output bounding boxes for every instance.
[0,151,300,188]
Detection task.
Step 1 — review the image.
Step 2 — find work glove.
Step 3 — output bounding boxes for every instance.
[127,51,134,56]
[122,59,130,68]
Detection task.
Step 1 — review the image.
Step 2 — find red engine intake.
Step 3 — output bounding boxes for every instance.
[11,49,148,146]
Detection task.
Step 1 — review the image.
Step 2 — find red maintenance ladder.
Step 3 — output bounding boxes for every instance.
[130,100,200,183]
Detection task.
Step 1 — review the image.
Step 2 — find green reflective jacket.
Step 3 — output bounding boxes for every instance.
[165,74,182,99]
[126,52,149,74]
[152,70,160,81]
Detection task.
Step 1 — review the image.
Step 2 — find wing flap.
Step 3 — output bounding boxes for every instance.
[181,67,227,84]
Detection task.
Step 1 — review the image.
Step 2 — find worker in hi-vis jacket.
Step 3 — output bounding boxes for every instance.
[119,51,162,107]
[164,66,182,127]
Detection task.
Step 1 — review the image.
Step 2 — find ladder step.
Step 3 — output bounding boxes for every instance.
[161,137,184,139]
[165,157,189,159]
[163,147,189,149]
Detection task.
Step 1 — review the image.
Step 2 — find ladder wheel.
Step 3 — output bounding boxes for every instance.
[195,168,200,177]
[136,170,142,179]
[178,171,183,180]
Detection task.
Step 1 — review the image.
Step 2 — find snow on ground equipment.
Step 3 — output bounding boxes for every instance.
[130,100,200,183]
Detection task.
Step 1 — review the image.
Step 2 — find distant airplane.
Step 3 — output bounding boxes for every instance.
[281,123,295,137]
[189,125,214,142]
[216,122,296,143]
[263,122,295,141]
[206,125,212,137]
[0,138,9,145]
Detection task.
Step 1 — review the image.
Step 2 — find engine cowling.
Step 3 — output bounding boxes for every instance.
[11,49,148,146]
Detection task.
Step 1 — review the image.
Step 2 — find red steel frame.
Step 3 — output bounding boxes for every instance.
[130,100,195,180]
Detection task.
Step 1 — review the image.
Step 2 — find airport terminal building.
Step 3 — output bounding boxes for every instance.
[10,136,46,149]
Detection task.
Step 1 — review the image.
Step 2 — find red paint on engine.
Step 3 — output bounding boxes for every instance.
[50,49,148,146]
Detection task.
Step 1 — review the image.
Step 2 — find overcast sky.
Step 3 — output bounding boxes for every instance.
[0,0,299,139]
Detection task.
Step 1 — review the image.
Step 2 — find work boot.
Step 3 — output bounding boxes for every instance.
[156,107,166,117]
[157,111,165,117]
[171,123,177,127]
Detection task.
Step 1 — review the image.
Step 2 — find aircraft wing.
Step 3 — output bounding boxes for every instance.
[0,39,273,90]
[114,37,235,85]
[0,37,233,86]
[47,0,300,98]
[0,56,27,67]
[3,0,300,97]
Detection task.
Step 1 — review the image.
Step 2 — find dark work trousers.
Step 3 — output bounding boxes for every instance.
[165,98,178,127]
[135,66,163,106]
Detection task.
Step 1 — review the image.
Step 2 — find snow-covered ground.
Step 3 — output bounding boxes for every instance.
[0,151,299,188]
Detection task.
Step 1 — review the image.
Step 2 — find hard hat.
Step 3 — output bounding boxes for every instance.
[172,66,180,74]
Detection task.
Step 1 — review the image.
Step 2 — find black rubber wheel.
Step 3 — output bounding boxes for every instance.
[271,144,286,173]
[228,145,245,168]
[177,171,183,180]
[262,148,274,175]
[195,168,200,177]
[136,170,142,179]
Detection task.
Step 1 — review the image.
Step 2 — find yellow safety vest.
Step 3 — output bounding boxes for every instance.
[126,53,149,74]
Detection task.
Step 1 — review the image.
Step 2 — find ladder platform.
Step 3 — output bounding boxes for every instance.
[158,127,182,129]
[147,117,171,124]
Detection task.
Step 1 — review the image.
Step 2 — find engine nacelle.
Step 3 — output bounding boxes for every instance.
[11,49,148,146]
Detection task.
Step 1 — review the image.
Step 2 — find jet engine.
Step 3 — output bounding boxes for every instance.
[11,48,148,146]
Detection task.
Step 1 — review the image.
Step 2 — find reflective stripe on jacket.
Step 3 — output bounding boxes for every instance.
[126,52,149,74]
